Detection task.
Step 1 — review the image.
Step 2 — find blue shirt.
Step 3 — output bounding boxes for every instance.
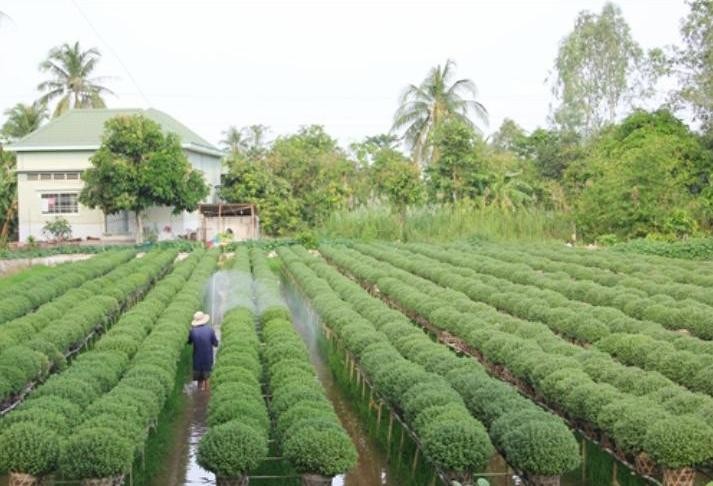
[187,325,219,371]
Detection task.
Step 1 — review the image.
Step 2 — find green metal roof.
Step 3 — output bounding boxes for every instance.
[8,108,222,156]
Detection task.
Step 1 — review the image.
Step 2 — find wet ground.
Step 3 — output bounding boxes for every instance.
[284,280,398,486]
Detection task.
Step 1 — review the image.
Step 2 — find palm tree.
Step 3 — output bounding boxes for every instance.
[482,170,535,210]
[1,102,48,141]
[392,59,488,167]
[220,126,246,156]
[243,124,270,156]
[37,41,114,117]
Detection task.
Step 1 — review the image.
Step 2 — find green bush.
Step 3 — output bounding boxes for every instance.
[0,423,60,475]
[197,421,268,478]
[643,416,713,468]
[500,421,581,475]
[283,426,357,476]
[60,427,134,479]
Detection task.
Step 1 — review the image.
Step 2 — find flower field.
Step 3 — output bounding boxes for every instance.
[1,242,712,486]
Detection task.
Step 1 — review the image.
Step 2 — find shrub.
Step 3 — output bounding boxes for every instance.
[420,420,493,473]
[500,421,580,475]
[197,421,268,478]
[283,426,357,476]
[60,427,134,479]
[0,423,60,475]
[643,416,713,468]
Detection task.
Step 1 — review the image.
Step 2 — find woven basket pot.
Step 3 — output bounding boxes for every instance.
[663,467,695,486]
[301,474,333,486]
[9,473,41,486]
[634,452,657,477]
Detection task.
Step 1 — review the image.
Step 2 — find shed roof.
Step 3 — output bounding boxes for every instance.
[7,108,223,157]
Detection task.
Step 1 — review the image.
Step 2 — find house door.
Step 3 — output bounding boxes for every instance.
[105,211,130,235]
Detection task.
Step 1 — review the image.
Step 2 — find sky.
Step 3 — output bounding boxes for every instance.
[0,0,691,149]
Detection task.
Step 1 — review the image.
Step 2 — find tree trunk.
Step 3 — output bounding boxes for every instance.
[0,197,17,242]
[135,211,144,244]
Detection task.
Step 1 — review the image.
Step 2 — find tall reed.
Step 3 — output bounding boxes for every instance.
[318,202,573,243]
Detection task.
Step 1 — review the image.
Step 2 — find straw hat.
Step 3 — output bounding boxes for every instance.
[192,311,210,327]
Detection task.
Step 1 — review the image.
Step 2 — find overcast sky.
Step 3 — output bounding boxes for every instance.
[0,0,690,149]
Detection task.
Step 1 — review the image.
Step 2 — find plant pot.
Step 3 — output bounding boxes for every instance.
[9,473,41,486]
[634,452,657,477]
[216,476,249,486]
[663,467,695,486]
[301,473,333,486]
[528,475,560,486]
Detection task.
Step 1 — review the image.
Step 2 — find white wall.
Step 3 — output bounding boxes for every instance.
[16,148,223,242]
[17,151,105,241]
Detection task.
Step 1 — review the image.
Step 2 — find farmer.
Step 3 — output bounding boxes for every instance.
[187,311,219,391]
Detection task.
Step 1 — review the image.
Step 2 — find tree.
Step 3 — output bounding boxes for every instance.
[426,118,489,202]
[0,147,16,242]
[79,115,209,243]
[220,126,246,156]
[242,124,270,158]
[219,157,300,236]
[265,125,354,227]
[369,146,424,213]
[571,110,711,240]
[525,128,584,180]
[550,3,654,135]
[1,102,47,141]
[489,119,529,155]
[671,0,713,133]
[392,59,487,167]
[37,41,114,117]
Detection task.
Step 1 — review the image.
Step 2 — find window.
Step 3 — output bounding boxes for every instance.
[53,173,66,180]
[40,173,52,181]
[27,174,38,181]
[41,193,79,214]
[66,172,80,180]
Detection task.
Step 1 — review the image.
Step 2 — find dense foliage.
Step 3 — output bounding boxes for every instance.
[293,246,579,475]
[280,246,506,479]
[198,249,269,478]
[323,242,713,470]
[0,249,218,479]
[0,249,176,405]
[251,248,357,476]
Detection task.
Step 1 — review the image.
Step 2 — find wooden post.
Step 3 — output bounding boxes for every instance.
[411,448,419,474]
[581,438,586,483]
[361,377,366,399]
[387,412,394,447]
[377,402,383,427]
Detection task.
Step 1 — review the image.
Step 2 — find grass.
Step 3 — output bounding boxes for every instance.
[317,203,573,243]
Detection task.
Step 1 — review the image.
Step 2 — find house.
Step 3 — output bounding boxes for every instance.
[7,108,225,242]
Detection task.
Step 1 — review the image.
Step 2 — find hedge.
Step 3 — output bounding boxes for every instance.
[198,247,269,479]
[286,246,580,477]
[347,243,713,401]
[278,247,495,479]
[0,250,216,479]
[324,243,713,470]
[57,249,218,479]
[0,249,178,406]
[0,249,136,325]
[251,247,357,477]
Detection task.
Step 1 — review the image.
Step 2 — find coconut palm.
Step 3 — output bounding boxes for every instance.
[392,59,488,167]
[243,124,270,156]
[221,126,246,156]
[37,41,114,117]
[1,102,48,141]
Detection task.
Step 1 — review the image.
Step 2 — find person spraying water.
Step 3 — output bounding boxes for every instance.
[187,311,219,391]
